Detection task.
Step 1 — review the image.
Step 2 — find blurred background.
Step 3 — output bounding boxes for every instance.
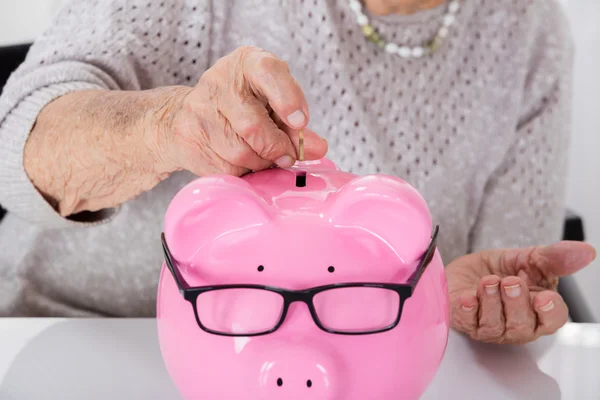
[0,0,598,320]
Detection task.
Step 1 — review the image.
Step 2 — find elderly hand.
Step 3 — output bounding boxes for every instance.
[23,46,327,217]
[447,241,596,344]
[154,46,328,177]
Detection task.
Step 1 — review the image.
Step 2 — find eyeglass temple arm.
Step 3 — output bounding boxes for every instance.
[406,225,439,289]
[161,232,190,294]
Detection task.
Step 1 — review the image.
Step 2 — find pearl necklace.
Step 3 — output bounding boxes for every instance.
[348,0,461,58]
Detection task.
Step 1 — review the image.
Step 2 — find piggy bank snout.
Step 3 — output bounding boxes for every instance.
[256,343,340,400]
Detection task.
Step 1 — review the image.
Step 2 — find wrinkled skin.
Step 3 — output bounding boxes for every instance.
[160,46,328,177]
[24,45,327,217]
[447,241,596,344]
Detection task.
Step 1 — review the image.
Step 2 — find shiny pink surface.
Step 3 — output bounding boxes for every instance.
[157,158,450,400]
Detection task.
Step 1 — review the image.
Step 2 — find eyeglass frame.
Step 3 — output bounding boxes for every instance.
[160,225,439,337]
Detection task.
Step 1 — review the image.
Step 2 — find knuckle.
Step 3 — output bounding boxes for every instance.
[236,119,262,138]
[257,55,288,74]
[528,246,548,268]
[230,46,261,83]
[235,46,274,72]
[234,45,262,60]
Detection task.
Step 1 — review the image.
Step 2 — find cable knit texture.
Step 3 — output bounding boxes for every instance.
[0,0,573,316]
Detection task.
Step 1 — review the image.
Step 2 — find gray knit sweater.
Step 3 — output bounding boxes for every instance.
[0,0,573,317]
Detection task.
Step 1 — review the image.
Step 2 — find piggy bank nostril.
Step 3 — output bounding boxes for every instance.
[257,345,338,398]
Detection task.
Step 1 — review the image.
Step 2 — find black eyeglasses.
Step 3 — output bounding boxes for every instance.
[161,225,439,337]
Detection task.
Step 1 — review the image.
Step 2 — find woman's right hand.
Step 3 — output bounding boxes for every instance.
[152,46,328,177]
[22,46,327,219]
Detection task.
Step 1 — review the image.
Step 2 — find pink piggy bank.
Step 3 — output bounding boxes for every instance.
[157,158,449,400]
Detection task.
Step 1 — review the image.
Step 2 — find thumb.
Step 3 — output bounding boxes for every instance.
[537,241,597,277]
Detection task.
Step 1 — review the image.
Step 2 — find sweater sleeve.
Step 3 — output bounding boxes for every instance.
[469,1,574,252]
[0,0,211,229]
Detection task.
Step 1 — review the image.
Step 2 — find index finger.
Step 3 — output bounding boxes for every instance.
[241,48,310,131]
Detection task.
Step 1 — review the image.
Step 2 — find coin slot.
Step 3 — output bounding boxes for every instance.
[295,170,307,187]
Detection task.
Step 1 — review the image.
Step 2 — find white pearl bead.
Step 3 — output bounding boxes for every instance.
[443,14,456,26]
[398,46,411,58]
[412,46,424,57]
[385,43,398,54]
[439,26,449,38]
[356,13,368,26]
[349,0,362,12]
[448,0,460,14]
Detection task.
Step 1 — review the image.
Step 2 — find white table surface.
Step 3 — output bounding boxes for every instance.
[0,319,598,400]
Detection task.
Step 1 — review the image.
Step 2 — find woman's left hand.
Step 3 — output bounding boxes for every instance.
[447,241,596,344]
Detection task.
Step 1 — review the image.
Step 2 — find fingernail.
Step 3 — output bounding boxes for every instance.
[462,305,475,312]
[503,284,521,298]
[485,282,499,295]
[287,110,306,128]
[275,155,294,168]
[539,300,555,312]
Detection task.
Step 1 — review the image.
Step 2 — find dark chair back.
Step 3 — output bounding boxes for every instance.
[559,210,596,323]
[0,43,31,222]
[0,43,31,95]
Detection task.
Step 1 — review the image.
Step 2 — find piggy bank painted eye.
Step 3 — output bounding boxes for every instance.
[157,158,449,400]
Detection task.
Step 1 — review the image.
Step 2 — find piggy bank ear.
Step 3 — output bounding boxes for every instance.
[325,175,433,265]
[164,175,274,261]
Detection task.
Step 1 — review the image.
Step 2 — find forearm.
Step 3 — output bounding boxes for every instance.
[23,86,191,217]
